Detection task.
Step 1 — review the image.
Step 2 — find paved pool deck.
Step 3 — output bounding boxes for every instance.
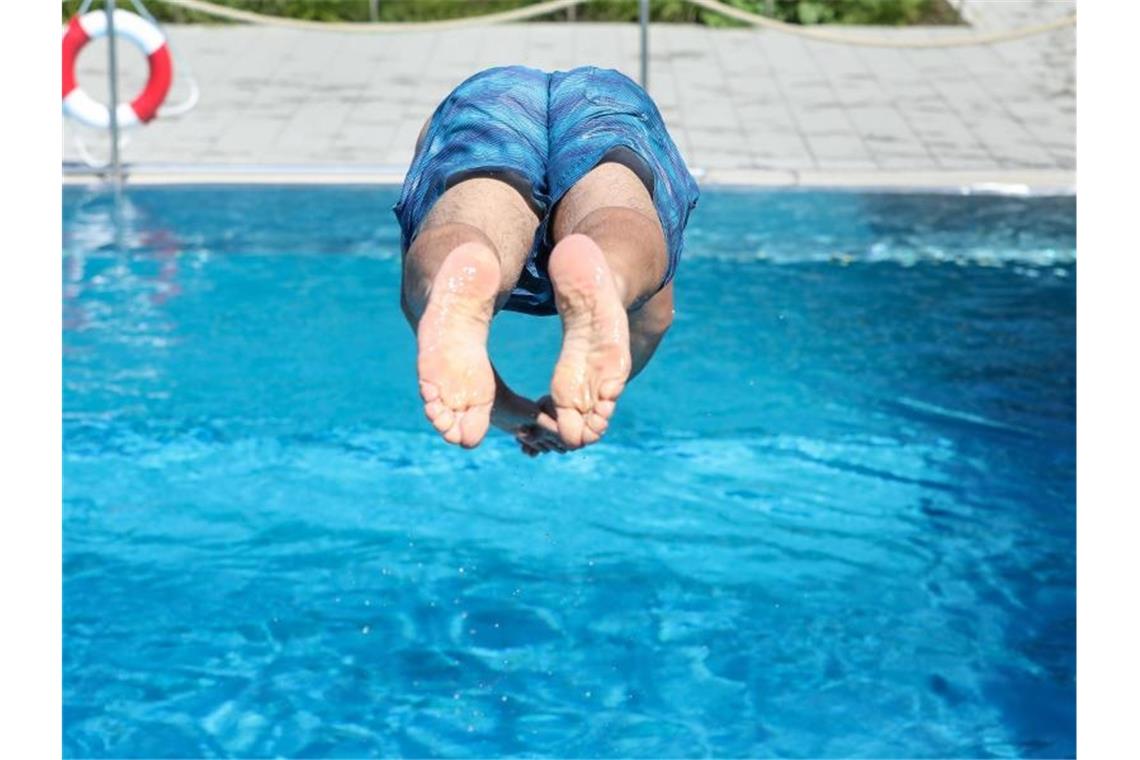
[63,0,1075,189]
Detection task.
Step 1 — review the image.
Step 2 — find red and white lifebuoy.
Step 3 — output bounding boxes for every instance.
[62,10,173,129]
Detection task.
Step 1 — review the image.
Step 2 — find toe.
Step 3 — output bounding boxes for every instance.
[598,378,626,401]
[586,411,609,437]
[428,406,455,434]
[419,380,441,403]
[442,416,464,445]
[458,403,491,448]
[556,407,585,449]
[424,399,447,421]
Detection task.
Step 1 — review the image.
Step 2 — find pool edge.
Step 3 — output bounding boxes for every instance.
[62,164,1076,196]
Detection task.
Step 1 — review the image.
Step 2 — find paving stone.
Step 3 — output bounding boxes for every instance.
[805,134,873,162]
[64,4,1074,177]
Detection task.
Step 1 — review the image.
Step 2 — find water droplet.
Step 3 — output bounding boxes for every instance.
[361,625,370,635]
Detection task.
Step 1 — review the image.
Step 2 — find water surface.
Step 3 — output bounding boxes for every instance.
[63,187,1075,758]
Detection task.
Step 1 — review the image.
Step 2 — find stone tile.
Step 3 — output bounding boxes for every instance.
[805,134,873,162]
[64,15,1074,176]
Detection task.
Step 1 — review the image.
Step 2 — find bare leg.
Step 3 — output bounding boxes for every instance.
[546,162,673,448]
[402,177,559,450]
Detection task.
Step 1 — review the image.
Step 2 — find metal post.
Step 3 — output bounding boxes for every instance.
[369,0,379,22]
[106,0,124,195]
[638,0,649,91]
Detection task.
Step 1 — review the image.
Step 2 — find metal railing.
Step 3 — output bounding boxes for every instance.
[639,0,649,91]
[104,0,123,195]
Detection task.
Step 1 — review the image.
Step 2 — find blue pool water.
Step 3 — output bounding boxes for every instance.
[63,187,1075,758]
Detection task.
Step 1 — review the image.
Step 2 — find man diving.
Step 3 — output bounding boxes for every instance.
[395,65,699,455]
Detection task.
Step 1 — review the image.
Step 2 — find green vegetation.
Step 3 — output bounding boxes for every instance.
[62,0,961,27]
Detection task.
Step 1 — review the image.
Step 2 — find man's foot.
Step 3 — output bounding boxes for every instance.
[416,242,500,448]
[547,234,632,449]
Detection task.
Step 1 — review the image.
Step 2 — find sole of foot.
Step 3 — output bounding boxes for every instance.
[548,233,631,449]
[416,241,500,448]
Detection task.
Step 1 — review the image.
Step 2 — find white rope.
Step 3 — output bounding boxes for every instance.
[128,0,200,116]
[73,127,130,169]
[147,0,1075,47]
[157,0,588,32]
[158,70,200,116]
[688,0,1075,48]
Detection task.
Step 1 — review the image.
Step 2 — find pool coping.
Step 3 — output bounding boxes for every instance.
[61,163,1076,195]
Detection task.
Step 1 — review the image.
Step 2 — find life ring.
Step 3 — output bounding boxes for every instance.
[62,10,173,129]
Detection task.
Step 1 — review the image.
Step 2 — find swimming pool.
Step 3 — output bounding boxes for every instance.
[63,186,1075,758]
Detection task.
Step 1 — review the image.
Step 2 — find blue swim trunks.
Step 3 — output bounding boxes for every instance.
[393,65,701,315]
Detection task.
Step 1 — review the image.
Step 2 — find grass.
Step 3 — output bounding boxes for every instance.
[62,0,963,26]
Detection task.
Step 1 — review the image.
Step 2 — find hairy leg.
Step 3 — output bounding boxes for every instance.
[402,177,561,450]
[546,162,673,448]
